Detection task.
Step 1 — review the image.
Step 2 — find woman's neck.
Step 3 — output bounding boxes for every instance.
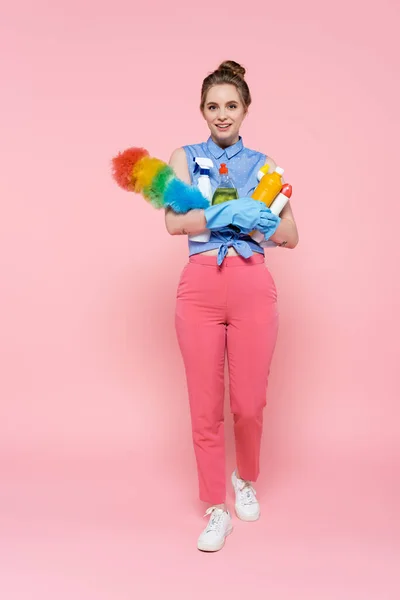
[210,134,240,149]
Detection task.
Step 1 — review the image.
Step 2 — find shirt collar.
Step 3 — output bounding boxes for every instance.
[206,136,244,160]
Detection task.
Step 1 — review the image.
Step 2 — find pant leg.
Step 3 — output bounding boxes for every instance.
[226,257,279,482]
[175,258,227,504]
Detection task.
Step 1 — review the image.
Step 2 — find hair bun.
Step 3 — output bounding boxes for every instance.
[217,60,246,79]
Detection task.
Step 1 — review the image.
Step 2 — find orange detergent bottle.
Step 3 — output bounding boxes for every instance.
[252,165,284,207]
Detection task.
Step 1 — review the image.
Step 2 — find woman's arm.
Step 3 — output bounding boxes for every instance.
[269,201,299,248]
[263,156,299,249]
[164,148,207,236]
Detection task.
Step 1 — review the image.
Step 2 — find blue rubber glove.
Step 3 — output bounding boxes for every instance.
[256,209,281,239]
[204,197,272,233]
[205,197,280,235]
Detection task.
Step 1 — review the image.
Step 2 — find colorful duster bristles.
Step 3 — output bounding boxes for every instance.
[111,147,209,213]
[111,147,149,192]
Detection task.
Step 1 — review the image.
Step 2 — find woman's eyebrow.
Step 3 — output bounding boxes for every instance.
[206,100,238,106]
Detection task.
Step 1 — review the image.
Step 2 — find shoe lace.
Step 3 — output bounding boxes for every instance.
[238,481,257,505]
[203,507,225,533]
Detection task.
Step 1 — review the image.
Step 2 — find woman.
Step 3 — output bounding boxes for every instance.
[165,60,299,552]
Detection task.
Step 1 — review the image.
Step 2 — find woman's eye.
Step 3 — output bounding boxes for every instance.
[229,104,237,109]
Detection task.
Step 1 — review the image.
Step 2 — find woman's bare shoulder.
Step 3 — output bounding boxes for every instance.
[168,147,191,184]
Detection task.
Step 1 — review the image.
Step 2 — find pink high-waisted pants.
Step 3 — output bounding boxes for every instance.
[175,253,279,504]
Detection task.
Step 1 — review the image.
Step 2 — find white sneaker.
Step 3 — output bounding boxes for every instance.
[231,470,260,521]
[197,507,233,552]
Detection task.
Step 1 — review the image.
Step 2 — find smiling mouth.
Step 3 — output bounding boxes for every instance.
[216,124,232,131]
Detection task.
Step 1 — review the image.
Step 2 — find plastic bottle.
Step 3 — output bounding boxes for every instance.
[211,163,239,205]
[252,165,284,207]
[188,157,213,243]
[251,183,293,245]
[269,183,292,215]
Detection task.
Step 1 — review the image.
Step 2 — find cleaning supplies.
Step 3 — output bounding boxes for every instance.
[251,183,293,244]
[111,146,209,212]
[188,157,213,242]
[250,164,284,242]
[211,163,239,205]
[252,165,284,207]
[270,183,292,215]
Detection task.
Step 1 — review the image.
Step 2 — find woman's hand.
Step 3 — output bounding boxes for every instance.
[165,197,282,237]
[205,197,277,233]
[254,208,281,239]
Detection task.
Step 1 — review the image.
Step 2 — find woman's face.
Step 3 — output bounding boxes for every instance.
[202,84,247,148]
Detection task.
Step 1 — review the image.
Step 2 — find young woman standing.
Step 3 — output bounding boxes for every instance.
[165,60,299,552]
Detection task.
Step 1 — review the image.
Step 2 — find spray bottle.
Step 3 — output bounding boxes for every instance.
[188,157,213,243]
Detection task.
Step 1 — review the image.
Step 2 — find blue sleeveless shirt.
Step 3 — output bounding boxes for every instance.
[183,136,270,265]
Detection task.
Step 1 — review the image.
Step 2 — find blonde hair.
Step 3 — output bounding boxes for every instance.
[200,60,252,112]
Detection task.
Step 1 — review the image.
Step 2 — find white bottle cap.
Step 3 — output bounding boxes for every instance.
[275,166,284,175]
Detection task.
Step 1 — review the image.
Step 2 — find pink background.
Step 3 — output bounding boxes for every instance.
[1,0,399,598]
